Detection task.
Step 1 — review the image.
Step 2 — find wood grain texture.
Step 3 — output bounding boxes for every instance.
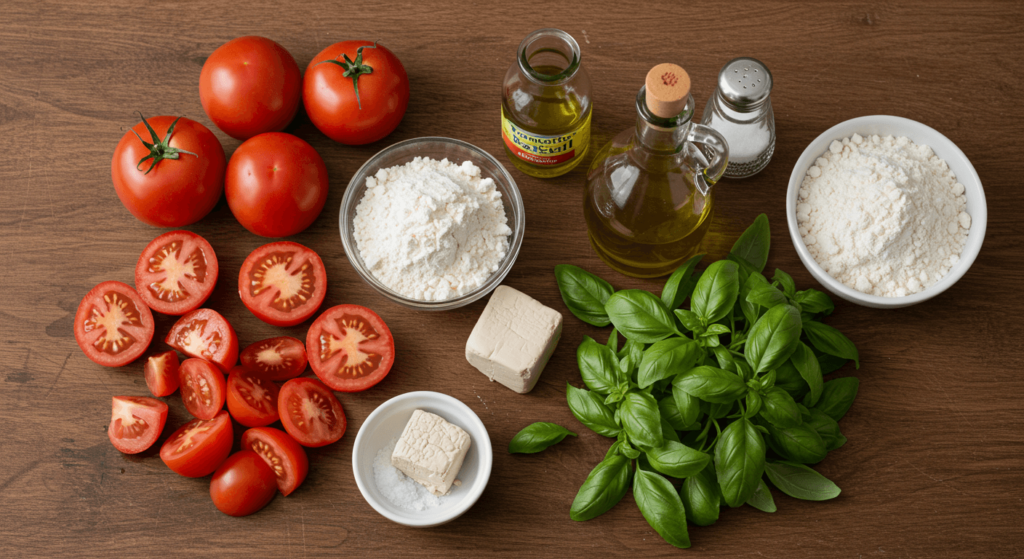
[1,0,1022,557]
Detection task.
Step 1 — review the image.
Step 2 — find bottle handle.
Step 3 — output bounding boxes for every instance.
[685,123,729,196]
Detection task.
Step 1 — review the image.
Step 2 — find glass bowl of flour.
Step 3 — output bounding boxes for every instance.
[787,115,987,309]
[340,137,525,310]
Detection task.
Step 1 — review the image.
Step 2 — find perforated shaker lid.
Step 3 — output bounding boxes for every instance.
[718,57,772,107]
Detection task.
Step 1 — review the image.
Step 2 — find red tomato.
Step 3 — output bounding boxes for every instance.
[226,366,280,427]
[108,396,168,454]
[306,305,395,392]
[74,281,155,367]
[239,336,308,381]
[144,351,180,397]
[303,41,409,145]
[111,114,225,227]
[238,242,327,327]
[210,450,277,517]
[224,133,328,238]
[160,411,233,477]
[199,36,301,140]
[165,308,239,372]
[135,230,219,316]
[242,427,308,496]
[278,377,347,447]
[179,358,227,420]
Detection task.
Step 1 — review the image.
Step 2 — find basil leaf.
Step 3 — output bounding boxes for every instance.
[661,416,681,443]
[658,396,688,431]
[745,304,802,373]
[554,264,614,327]
[814,377,860,422]
[704,324,731,336]
[508,422,577,454]
[704,400,734,419]
[747,285,788,309]
[606,328,619,352]
[766,422,827,464]
[646,440,711,479]
[806,408,844,451]
[759,387,803,428]
[815,350,849,375]
[774,359,810,401]
[638,338,700,388]
[727,252,759,287]
[739,271,769,325]
[633,468,691,549]
[661,254,704,311]
[674,309,704,333]
[606,290,677,344]
[673,366,748,404]
[672,385,701,427]
[714,418,766,507]
[577,337,619,395]
[691,260,740,324]
[790,341,823,405]
[620,392,663,449]
[772,269,796,298]
[730,213,770,272]
[566,384,621,437]
[745,391,763,418]
[745,478,777,513]
[680,464,720,526]
[765,461,841,501]
[802,321,860,368]
[570,454,633,521]
[794,289,834,315]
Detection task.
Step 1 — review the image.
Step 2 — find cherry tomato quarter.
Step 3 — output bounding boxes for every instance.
[144,350,180,397]
[160,411,233,478]
[303,41,409,145]
[135,230,219,316]
[239,336,308,381]
[210,450,277,517]
[199,36,302,140]
[238,242,326,327]
[242,427,308,496]
[111,114,225,227]
[226,366,280,427]
[278,377,347,447]
[306,305,395,392]
[165,308,239,372]
[108,396,168,454]
[179,358,227,420]
[224,133,328,238]
[74,281,155,367]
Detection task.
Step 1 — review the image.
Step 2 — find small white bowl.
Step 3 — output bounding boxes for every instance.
[786,115,987,309]
[351,391,492,527]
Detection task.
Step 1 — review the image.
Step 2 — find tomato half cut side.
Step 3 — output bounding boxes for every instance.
[210,450,278,517]
[239,336,307,381]
[108,396,168,454]
[165,308,239,372]
[179,358,227,420]
[242,426,308,496]
[144,351,180,397]
[74,281,155,367]
[306,305,395,392]
[135,230,219,316]
[238,242,326,327]
[226,366,280,427]
[278,377,346,447]
[160,411,233,478]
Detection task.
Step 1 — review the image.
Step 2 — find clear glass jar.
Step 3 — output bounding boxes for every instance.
[501,29,592,178]
[702,57,775,179]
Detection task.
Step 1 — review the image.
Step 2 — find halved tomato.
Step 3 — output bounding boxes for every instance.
[108,395,168,454]
[238,242,326,327]
[239,337,307,381]
[226,366,280,427]
[242,426,308,496]
[179,358,227,420]
[306,305,395,392]
[74,281,155,367]
[160,410,233,477]
[144,351,180,397]
[135,230,219,316]
[278,377,346,447]
[165,308,239,372]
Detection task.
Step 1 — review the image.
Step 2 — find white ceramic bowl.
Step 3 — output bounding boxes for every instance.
[786,115,987,309]
[351,391,492,527]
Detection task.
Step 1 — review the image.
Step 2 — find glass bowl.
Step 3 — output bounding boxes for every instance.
[339,137,525,310]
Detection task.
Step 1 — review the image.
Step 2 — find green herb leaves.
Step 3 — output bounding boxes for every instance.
[606,290,678,343]
[508,422,577,454]
[570,454,632,521]
[566,384,620,437]
[730,213,770,272]
[691,261,740,324]
[555,265,614,327]
[745,304,802,373]
[715,418,766,507]
[764,462,841,501]
[634,468,691,548]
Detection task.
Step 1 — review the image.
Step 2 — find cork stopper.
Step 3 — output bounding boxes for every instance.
[645,64,691,118]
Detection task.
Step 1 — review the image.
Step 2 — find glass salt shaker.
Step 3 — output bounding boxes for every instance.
[702,57,774,178]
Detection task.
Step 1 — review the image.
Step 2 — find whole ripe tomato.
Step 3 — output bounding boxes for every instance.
[199,36,302,140]
[210,450,278,517]
[303,41,409,145]
[111,114,225,227]
[224,133,328,238]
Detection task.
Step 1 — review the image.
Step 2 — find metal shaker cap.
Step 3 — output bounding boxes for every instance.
[718,57,772,108]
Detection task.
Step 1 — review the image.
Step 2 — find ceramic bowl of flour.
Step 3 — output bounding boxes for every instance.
[352,391,492,527]
[339,137,525,311]
[787,115,987,309]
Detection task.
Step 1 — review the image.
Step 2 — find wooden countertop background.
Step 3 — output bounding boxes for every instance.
[1,1,1021,557]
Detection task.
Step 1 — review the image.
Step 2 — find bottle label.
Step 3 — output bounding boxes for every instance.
[501,111,590,166]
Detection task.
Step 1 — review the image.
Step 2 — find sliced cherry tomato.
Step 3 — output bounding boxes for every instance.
[179,358,227,420]
[242,427,308,496]
[135,230,219,316]
[74,281,155,367]
[144,350,180,397]
[226,366,280,427]
[278,377,346,447]
[210,450,277,517]
[239,337,307,381]
[238,242,327,327]
[306,305,395,392]
[108,396,168,454]
[165,308,239,372]
[160,411,233,478]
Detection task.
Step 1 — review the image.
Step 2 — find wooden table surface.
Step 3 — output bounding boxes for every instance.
[2,1,1022,557]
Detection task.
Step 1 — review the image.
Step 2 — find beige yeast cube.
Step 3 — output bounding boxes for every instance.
[391,409,471,497]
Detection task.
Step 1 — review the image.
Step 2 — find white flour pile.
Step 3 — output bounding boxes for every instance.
[372,437,447,511]
[353,157,511,301]
[797,133,971,297]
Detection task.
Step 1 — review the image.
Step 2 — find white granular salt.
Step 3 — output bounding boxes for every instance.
[353,157,512,301]
[797,133,971,297]
[372,437,447,511]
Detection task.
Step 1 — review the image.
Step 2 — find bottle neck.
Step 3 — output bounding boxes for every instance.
[634,86,695,152]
